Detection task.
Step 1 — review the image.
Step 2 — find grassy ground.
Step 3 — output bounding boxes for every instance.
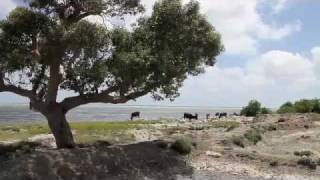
[0,120,162,143]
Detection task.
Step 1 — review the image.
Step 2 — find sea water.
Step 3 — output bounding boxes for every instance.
[0,104,241,123]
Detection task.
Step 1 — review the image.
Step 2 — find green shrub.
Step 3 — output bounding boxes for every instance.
[312,99,320,113]
[278,101,295,114]
[0,141,40,158]
[211,121,240,131]
[277,99,320,114]
[294,150,313,157]
[294,99,314,113]
[241,100,261,117]
[231,135,245,148]
[261,107,272,114]
[171,137,193,155]
[244,129,262,145]
[297,157,317,170]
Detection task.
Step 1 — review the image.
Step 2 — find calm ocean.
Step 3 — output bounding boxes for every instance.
[0,104,241,123]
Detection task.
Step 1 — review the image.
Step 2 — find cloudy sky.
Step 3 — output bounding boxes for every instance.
[0,0,320,108]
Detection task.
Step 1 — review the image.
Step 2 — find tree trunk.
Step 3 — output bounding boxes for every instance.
[44,104,75,149]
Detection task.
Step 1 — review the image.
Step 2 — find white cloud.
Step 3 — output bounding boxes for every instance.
[270,0,289,14]
[0,0,16,19]
[142,47,319,108]
[196,0,300,54]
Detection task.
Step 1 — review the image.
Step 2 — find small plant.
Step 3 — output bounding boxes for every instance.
[231,135,245,148]
[297,157,317,170]
[171,137,193,154]
[269,161,278,167]
[294,150,313,157]
[265,124,277,131]
[211,121,240,131]
[189,126,206,131]
[244,129,262,145]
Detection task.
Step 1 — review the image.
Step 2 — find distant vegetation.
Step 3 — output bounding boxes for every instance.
[241,100,272,117]
[277,99,320,114]
[240,98,320,116]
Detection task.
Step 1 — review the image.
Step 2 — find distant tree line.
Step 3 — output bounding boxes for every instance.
[241,99,320,117]
[277,99,320,114]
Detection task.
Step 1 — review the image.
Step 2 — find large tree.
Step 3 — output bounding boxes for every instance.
[0,0,224,148]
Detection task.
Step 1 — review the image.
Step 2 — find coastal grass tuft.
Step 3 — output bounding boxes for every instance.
[0,120,161,143]
[210,121,240,131]
[244,128,262,145]
[171,137,193,154]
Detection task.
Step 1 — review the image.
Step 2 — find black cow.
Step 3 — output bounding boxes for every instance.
[206,113,211,120]
[219,112,227,118]
[131,112,140,120]
[184,113,198,120]
[215,112,227,118]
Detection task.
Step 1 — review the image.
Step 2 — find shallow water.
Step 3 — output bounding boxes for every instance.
[0,104,241,123]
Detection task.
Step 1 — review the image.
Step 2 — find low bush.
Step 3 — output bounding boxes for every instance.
[211,121,240,131]
[297,157,317,170]
[171,137,193,155]
[189,126,206,131]
[294,150,313,157]
[269,161,279,167]
[244,129,262,145]
[231,135,245,148]
[0,141,40,159]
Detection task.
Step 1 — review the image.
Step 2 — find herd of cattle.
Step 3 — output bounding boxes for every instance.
[130,111,240,121]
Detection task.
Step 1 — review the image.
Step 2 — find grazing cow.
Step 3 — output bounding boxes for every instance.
[206,113,211,120]
[215,112,227,118]
[184,113,198,120]
[131,112,140,120]
[219,112,227,118]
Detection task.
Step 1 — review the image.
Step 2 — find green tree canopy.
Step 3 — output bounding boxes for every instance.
[277,101,295,114]
[241,100,262,117]
[0,0,224,148]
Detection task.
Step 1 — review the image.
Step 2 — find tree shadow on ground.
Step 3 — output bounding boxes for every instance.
[0,140,193,180]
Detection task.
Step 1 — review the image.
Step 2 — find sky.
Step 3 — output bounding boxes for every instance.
[0,0,320,108]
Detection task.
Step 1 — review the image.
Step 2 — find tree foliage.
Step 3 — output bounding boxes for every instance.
[241,100,262,117]
[0,0,224,148]
[277,102,295,114]
[0,0,223,107]
[278,99,320,114]
[240,100,272,117]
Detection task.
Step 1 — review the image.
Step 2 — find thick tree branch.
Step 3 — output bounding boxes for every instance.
[0,73,36,99]
[61,88,149,112]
